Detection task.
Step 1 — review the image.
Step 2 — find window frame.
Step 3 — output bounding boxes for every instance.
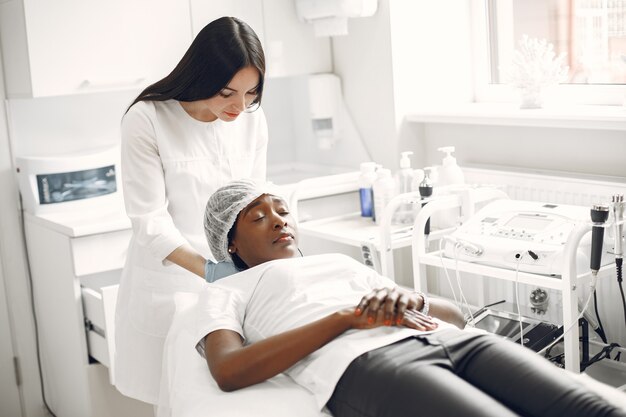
[470,0,626,106]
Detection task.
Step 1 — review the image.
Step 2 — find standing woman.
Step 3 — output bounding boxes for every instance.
[114,16,267,405]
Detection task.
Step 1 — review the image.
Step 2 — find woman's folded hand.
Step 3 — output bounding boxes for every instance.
[355,287,427,326]
[347,286,438,331]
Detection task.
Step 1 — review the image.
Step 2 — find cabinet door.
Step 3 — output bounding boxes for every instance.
[262,0,332,77]
[8,0,191,97]
[189,0,331,78]
[190,0,265,46]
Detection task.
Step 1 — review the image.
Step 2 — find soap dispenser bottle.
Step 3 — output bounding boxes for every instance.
[396,151,415,194]
[418,167,434,235]
[437,146,465,187]
[358,162,377,217]
[436,146,464,228]
[372,168,397,225]
[393,151,416,224]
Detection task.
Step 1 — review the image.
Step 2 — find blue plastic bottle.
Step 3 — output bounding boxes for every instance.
[358,162,377,217]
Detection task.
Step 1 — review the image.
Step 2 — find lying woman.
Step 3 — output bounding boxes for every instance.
[197,179,625,417]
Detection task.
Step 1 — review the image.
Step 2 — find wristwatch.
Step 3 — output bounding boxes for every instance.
[415,290,430,316]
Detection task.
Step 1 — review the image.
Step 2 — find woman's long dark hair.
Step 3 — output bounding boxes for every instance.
[125,16,265,113]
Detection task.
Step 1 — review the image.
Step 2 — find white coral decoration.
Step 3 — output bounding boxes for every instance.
[506,35,569,89]
[504,35,569,108]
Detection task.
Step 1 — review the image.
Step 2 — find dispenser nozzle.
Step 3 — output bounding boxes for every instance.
[437,146,455,154]
[400,151,414,169]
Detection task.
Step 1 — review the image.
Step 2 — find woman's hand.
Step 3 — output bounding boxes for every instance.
[355,287,427,326]
[398,309,438,331]
[347,285,439,332]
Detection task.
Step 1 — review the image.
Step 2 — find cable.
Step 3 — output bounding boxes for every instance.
[537,272,599,358]
[612,195,625,327]
[18,194,58,417]
[580,343,622,372]
[480,299,507,310]
[438,237,460,306]
[513,254,523,330]
[453,242,475,326]
[615,257,626,329]
[618,275,626,329]
[592,290,608,344]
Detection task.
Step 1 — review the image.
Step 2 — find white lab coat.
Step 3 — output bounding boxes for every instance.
[114,99,268,404]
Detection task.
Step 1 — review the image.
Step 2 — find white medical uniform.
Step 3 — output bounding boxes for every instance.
[194,254,452,410]
[114,99,268,404]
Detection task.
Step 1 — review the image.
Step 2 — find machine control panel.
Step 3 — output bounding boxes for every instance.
[444,200,595,276]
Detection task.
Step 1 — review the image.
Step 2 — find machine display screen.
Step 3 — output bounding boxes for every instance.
[505,215,552,231]
[37,165,117,204]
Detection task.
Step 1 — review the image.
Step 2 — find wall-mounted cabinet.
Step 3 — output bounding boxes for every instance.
[0,0,331,98]
[190,0,332,78]
[0,0,191,98]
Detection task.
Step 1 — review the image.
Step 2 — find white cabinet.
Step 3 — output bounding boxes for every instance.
[190,0,266,45]
[0,0,191,98]
[190,0,332,78]
[23,211,140,417]
[262,0,332,77]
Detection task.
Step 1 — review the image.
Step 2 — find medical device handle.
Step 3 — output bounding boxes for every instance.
[590,204,609,274]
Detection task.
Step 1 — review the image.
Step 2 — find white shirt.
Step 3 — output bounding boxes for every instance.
[114,99,268,404]
[194,254,451,409]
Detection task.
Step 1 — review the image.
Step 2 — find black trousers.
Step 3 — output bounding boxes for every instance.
[327,328,626,417]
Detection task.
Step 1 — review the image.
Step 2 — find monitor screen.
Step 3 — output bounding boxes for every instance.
[37,165,117,204]
[505,215,552,231]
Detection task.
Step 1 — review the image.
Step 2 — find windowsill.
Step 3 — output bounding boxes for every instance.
[405,103,626,131]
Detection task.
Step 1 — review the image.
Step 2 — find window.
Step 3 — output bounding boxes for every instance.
[472,0,626,105]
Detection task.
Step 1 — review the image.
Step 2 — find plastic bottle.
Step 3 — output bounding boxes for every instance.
[410,168,425,193]
[358,162,377,217]
[372,168,396,225]
[437,146,465,186]
[418,167,434,235]
[393,151,416,224]
[436,146,465,228]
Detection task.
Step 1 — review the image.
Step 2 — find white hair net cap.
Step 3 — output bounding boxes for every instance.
[204,179,282,262]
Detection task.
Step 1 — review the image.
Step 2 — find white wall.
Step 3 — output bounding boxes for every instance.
[414,123,626,178]
[0,54,43,417]
[332,0,398,169]
[332,0,474,172]
[7,90,139,157]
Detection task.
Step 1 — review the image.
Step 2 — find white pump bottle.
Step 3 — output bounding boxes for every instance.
[393,151,416,224]
[372,168,396,225]
[437,146,464,187]
[396,151,415,193]
[435,146,464,229]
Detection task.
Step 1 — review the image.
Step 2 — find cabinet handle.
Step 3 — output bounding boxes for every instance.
[79,77,146,89]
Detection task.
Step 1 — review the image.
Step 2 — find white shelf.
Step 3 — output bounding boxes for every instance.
[418,250,615,292]
[298,212,414,249]
[24,210,131,237]
[406,103,626,131]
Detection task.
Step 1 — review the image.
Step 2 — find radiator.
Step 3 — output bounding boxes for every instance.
[463,166,626,207]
